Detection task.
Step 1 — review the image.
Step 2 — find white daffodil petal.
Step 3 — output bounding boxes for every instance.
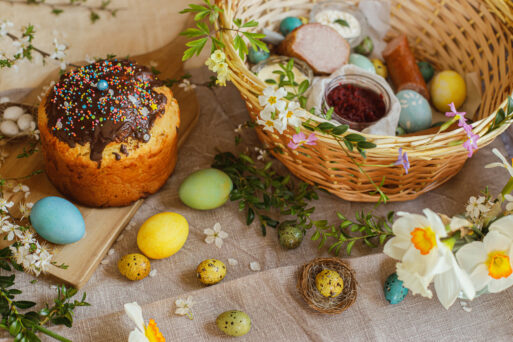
[488,215,513,241]
[423,209,447,238]
[396,262,432,298]
[434,269,461,309]
[383,236,412,260]
[483,231,512,254]
[456,241,488,273]
[470,264,491,293]
[124,302,146,334]
[392,214,429,237]
[488,275,513,293]
[128,329,149,342]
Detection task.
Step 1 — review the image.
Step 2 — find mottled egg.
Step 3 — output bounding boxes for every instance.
[118,253,151,281]
[248,47,270,64]
[315,269,344,298]
[354,36,374,56]
[280,17,303,36]
[278,224,304,250]
[372,59,388,79]
[216,310,251,337]
[349,53,376,74]
[430,70,467,112]
[397,90,432,133]
[30,196,85,244]
[384,273,408,304]
[417,61,435,83]
[137,212,189,259]
[179,168,233,210]
[3,106,24,121]
[197,259,226,285]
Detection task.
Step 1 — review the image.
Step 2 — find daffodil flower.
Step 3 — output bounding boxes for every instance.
[124,302,165,342]
[384,209,475,308]
[456,216,513,293]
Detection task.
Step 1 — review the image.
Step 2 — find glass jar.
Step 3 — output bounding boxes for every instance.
[322,74,391,131]
[251,56,314,92]
[310,1,368,48]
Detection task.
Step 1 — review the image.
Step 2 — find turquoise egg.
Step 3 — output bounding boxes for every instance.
[30,197,85,245]
[397,90,432,133]
[179,168,233,210]
[349,54,376,74]
[384,273,408,304]
[417,61,435,83]
[279,17,303,36]
[248,47,270,64]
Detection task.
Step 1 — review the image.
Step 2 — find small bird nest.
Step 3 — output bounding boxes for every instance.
[297,257,357,314]
[0,102,38,141]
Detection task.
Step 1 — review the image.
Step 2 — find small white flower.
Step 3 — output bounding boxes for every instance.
[174,296,194,319]
[1,220,22,241]
[250,261,261,271]
[12,183,30,198]
[0,20,13,37]
[228,258,238,266]
[178,79,196,92]
[18,201,33,220]
[10,245,28,266]
[0,198,14,213]
[211,50,226,64]
[12,36,30,56]
[256,107,286,134]
[279,101,306,128]
[466,196,490,220]
[255,147,267,161]
[204,223,228,248]
[505,194,513,212]
[100,259,109,265]
[50,38,66,60]
[108,248,115,256]
[234,124,243,133]
[149,269,157,278]
[258,87,287,113]
[20,230,35,246]
[84,54,95,63]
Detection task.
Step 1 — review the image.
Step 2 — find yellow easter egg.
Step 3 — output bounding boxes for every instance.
[371,59,388,79]
[315,269,344,298]
[118,253,151,281]
[430,70,466,112]
[137,212,189,259]
[197,259,226,285]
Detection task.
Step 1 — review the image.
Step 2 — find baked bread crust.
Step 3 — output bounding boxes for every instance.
[38,86,180,207]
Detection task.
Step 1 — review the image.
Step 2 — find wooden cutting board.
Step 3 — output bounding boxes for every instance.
[1,25,199,288]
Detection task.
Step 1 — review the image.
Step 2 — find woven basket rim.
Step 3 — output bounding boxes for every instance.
[216,0,512,151]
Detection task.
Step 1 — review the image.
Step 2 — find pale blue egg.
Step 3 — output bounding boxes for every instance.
[248,47,270,64]
[280,17,303,36]
[397,90,432,133]
[384,273,408,304]
[349,53,376,74]
[30,196,85,244]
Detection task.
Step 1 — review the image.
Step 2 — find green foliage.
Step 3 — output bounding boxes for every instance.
[487,96,513,133]
[334,19,349,27]
[0,248,89,341]
[266,59,310,109]
[180,0,268,61]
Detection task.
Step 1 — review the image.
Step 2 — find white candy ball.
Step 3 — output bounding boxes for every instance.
[3,106,24,121]
[17,114,34,131]
[0,120,20,137]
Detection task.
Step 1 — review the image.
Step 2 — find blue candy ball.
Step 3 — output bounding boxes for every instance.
[97,80,109,91]
[397,90,432,133]
[30,196,85,245]
[279,17,303,36]
[384,273,409,304]
[248,47,270,64]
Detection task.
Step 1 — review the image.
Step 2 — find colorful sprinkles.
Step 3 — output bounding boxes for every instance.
[45,59,166,162]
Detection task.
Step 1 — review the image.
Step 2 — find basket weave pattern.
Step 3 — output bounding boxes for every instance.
[218,0,513,202]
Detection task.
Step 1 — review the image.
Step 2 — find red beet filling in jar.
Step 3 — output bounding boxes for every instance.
[327,84,387,123]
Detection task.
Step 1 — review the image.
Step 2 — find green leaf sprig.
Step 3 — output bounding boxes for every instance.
[180,0,268,61]
[264,59,310,109]
[0,248,89,342]
[487,96,513,133]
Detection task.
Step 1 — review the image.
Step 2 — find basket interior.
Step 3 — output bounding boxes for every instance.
[232,0,513,125]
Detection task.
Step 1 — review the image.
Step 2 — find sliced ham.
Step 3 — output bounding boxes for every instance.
[278,23,350,75]
[383,34,430,100]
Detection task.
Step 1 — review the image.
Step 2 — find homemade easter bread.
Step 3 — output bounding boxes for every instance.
[38,59,180,207]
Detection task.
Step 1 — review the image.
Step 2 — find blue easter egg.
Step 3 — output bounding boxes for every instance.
[349,53,376,74]
[280,17,303,36]
[384,273,408,304]
[397,90,432,133]
[30,197,85,245]
[248,47,270,64]
[97,80,109,91]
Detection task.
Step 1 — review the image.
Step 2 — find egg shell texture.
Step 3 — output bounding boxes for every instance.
[384,273,408,304]
[197,259,226,285]
[397,90,432,133]
[179,168,233,210]
[216,310,251,337]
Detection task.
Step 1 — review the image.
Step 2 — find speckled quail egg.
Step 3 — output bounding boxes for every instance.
[278,224,304,250]
[197,259,226,285]
[118,253,151,281]
[216,310,251,337]
[315,269,344,298]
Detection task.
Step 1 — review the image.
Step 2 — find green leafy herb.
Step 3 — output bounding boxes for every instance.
[487,96,513,133]
[334,19,349,27]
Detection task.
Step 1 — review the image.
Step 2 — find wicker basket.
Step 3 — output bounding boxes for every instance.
[297,257,357,314]
[217,0,513,202]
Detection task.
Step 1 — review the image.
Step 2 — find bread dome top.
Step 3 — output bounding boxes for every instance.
[45,59,167,161]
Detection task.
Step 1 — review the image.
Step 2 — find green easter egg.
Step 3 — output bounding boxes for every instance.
[216,310,251,337]
[278,224,304,250]
[354,36,374,56]
[349,53,376,74]
[179,168,233,210]
[417,61,435,83]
